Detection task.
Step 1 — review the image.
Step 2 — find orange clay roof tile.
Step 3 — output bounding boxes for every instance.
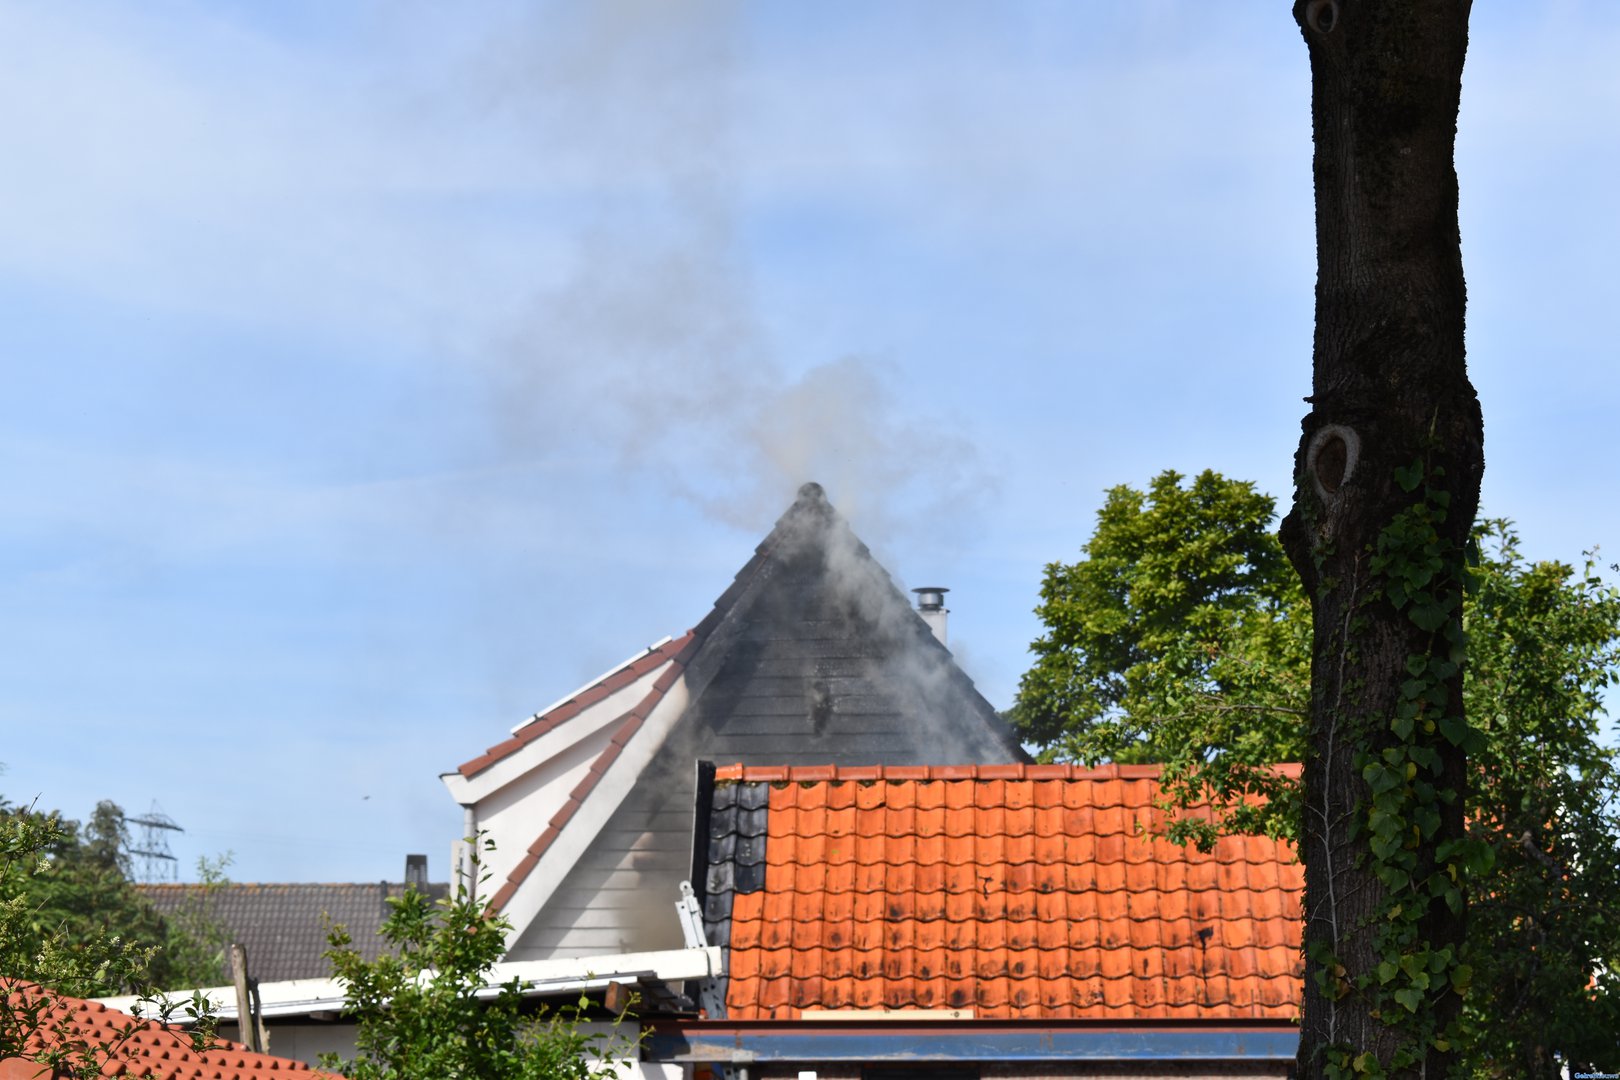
[1,984,338,1079]
[704,763,1303,1022]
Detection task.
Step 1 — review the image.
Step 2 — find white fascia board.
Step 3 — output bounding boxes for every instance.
[498,674,691,948]
[95,976,346,1023]
[494,946,724,987]
[92,947,722,1023]
[513,638,675,736]
[443,659,674,807]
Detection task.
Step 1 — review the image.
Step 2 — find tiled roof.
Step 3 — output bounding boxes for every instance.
[139,882,450,983]
[1,983,337,1078]
[702,763,1303,1021]
[484,632,701,914]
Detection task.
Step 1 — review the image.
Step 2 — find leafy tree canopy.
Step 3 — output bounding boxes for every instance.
[1014,470,1310,840]
[0,798,168,998]
[0,796,229,996]
[1011,470,1620,1076]
[0,795,219,1078]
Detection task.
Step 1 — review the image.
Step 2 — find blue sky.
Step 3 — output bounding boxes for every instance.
[2,2,1616,884]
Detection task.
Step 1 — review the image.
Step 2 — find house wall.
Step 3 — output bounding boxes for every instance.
[219,1020,357,1067]
[509,757,696,959]
[233,1018,673,1076]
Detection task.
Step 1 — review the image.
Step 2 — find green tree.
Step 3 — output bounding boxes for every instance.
[1013,471,1620,1077]
[1460,530,1620,1073]
[1014,469,1309,846]
[0,797,230,995]
[0,796,217,1079]
[322,879,632,1080]
[0,799,167,998]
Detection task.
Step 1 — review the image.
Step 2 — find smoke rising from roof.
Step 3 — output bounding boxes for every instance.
[477,0,996,544]
[758,484,1027,764]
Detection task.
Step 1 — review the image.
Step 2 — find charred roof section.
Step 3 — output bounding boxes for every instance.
[677,481,1026,767]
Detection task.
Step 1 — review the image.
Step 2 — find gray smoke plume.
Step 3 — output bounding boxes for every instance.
[472,0,996,544]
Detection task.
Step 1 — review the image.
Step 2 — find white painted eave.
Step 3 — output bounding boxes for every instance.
[93,945,724,1023]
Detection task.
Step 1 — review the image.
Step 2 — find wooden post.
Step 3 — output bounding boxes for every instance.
[229,942,264,1054]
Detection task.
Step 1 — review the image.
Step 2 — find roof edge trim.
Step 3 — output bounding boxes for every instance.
[711,763,1305,783]
[457,631,698,779]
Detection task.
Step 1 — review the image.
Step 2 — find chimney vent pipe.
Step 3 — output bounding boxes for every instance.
[405,853,428,891]
[912,587,950,646]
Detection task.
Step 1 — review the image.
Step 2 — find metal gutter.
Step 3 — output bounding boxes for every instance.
[645,1020,1298,1064]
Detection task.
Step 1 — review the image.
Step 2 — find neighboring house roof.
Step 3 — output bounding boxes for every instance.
[442,483,1027,960]
[1,983,336,1079]
[699,763,1304,1022]
[138,882,450,983]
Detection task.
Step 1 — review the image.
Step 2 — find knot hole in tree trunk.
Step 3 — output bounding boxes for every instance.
[1305,1,1339,35]
[1308,424,1359,500]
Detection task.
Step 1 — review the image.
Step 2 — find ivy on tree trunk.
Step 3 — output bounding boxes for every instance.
[1280,2,1484,1077]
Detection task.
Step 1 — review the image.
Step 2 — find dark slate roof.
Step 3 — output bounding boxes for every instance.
[678,481,1027,766]
[139,882,451,984]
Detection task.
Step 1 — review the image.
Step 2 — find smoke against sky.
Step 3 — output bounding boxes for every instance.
[1,2,1616,881]
[477,1,995,539]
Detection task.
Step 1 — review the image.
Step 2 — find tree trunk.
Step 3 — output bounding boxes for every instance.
[1280,2,1482,1077]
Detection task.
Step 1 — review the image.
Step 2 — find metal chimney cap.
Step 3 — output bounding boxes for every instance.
[912,586,949,612]
[405,853,428,889]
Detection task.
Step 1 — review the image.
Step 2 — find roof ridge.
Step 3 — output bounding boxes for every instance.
[136,881,450,890]
[689,482,837,641]
[712,762,1304,782]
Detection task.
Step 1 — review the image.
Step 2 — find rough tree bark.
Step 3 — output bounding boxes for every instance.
[1280,2,1483,1077]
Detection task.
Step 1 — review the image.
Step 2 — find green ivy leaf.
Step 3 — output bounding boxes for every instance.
[1438,713,1472,747]
[1411,602,1451,633]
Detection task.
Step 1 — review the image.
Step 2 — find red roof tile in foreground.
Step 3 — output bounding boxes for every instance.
[1,983,338,1078]
[716,763,1303,1022]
